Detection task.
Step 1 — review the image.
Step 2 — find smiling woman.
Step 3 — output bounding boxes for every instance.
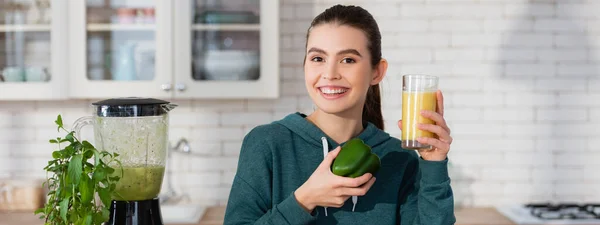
[223,4,456,225]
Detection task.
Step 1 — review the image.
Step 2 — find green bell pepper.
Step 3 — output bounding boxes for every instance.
[331,138,381,178]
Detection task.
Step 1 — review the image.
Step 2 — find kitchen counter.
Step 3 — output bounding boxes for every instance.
[0,207,519,225]
[0,207,226,225]
[455,207,515,225]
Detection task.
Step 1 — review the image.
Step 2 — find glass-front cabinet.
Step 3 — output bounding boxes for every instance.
[173,0,279,99]
[0,0,67,100]
[0,0,279,100]
[69,0,172,99]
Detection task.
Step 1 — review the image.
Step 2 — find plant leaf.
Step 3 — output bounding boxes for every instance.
[110,176,120,182]
[63,189,72,200]
[93,149,100,166]
[68,154,83,186]
[59,198,69,222]
[101,207,110,222]
[52,151,61,159]
[79,174,93,205]
[44,159,57,168]
[55,115,63,131]
[84,165,93,174]
[69,211,79,224]
[98,187,111,208]
[83,214,93,225]
[75,142,83,154]
[34,208,45,215]
[92,212,102,225]
[65,145,75,156]
[92,167,105,184]
[65,132,75,143]
[83,150,94,160]
[82,141,94,150]
[49,139,58,144]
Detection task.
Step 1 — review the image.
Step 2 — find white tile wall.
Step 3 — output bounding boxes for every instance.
[1,0,599,208]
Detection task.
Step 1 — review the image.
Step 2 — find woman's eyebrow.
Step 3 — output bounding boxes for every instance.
[307,47,327,55]
[307,47,362,58]
[337,49,362,58]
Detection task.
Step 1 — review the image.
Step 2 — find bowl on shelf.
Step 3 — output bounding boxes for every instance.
[202,50,260,81]
[1,67,25,82]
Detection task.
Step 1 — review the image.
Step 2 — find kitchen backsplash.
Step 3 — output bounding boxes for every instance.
[1,0,600,208]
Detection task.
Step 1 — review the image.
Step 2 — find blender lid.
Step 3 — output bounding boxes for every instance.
[92,97,175,117]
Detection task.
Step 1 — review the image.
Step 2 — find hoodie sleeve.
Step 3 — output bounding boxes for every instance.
[224,126,317,225]
[397,155,456,225]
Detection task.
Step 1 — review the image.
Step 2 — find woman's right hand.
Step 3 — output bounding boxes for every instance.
[294,146,377,213]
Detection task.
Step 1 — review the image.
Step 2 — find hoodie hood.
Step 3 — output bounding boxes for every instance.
[275,112,392,150]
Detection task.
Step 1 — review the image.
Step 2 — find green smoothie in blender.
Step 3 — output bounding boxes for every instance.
[72,98,176,224]
[112,165,165,201]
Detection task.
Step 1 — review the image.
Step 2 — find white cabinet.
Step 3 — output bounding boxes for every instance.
[0,0,68,100]
[173,0,279,99]
[0,0,280,100]
[68,0,173,99]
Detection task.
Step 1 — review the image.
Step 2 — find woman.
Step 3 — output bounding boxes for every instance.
[224,4,455,225]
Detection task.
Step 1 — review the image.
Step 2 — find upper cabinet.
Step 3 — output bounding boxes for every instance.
[173,0,279,99]
[69,0,173,99]
[0,0,279,100]
[0,0,68,100]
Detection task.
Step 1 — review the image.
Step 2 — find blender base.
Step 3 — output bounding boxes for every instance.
[107,198,163,225]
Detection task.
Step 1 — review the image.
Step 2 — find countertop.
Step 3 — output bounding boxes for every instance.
[0,206,517,225]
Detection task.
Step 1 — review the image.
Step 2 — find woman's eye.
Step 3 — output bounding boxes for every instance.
[311,57,323,62]
[341,58,355,63]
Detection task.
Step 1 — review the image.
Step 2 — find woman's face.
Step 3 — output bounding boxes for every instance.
[304,23,382,116]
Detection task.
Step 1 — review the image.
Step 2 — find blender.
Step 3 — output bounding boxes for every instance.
[72,97,177,225]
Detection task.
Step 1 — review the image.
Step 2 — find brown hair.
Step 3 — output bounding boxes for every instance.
[305,4,384,130]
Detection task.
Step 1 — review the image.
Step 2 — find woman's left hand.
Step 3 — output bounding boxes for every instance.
[397,90,452,161]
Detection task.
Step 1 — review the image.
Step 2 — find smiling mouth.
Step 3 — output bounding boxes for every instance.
[318,87,350,99]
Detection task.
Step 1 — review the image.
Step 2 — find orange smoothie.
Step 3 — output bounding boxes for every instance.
[401,91,437,149]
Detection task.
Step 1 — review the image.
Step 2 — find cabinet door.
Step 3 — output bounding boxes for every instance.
[69,0,173,99]
[173,0,279,99]
[0,0,67,100]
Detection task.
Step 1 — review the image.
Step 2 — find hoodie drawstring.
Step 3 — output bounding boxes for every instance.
[321,137,329,217]
[321,137,358,216]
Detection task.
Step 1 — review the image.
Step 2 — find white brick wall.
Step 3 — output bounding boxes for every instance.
[1,0,599,208]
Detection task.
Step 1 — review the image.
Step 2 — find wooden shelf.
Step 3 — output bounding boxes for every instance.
[0,24,51,32]
[87,23,155,32]
[192,24,260,31]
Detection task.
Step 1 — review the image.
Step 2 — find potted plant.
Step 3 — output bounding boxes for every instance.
[34,115,122,225]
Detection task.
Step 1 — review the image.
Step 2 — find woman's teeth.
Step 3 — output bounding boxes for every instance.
[320,87,348,94]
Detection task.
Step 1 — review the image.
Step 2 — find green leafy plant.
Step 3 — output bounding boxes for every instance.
[35,115,122,225]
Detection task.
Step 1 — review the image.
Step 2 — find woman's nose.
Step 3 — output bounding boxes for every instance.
[322,63,341,80]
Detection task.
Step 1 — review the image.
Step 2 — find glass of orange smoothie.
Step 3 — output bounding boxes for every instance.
[401,74,438,150]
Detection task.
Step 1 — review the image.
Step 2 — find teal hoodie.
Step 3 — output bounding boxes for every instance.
[224,112,456,225]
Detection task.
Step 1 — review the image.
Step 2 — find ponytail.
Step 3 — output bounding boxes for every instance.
[363,84,384,130]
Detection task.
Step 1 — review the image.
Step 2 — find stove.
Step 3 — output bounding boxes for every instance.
[496,203,600,225]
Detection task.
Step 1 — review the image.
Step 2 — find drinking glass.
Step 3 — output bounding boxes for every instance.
[401,74,439,150]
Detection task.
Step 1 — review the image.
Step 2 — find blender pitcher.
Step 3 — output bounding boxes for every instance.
[72,97,177,225]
